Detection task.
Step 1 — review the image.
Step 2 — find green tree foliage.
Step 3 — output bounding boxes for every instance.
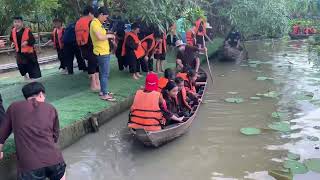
[0,0,60,35]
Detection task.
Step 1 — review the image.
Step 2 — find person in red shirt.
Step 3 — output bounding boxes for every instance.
[0,82,66,180]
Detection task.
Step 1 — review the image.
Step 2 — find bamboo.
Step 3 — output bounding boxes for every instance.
[203,36,214,84]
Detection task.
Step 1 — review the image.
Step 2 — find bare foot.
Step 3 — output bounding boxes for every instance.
[137,73,143,78]
[133,74,139,80]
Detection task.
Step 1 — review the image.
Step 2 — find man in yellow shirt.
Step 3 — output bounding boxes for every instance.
[90,7,116,101]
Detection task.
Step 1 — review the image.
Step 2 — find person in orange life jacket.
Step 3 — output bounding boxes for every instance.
[154,31,167,73]
[161,81,185,125]
[195,18,207,49]
[122,23,144,80]
[158,68,175,92]
[186,26,196,47]
[128,73,167,131]
[75,5,100,91]
[10,16,42,81]
[176,40,207,73]
[140,30,158,73]
[175,77,192,116]
[177,69,201,106]
[44,18,66,72]
[292,24,301,35]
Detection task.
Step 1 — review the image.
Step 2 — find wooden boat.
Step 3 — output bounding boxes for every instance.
[129,69,208,147]
[223,45,247,62]
[288,32,312,40]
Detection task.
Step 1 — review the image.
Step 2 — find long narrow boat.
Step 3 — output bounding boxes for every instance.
[129,69,208,147]
[288,32,312,40]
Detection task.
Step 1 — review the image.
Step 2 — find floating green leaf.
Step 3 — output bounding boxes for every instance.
[257,76,274,81]
[287,153,300,161]
[256,93,264,96]
[240,64,248,67]
[296,91,314,101]
[227,91,239,95]
[250,97,261,100]
[225,98,244,104]
[268,170,293,180]
[307,136,319,141]
[240,128,261,135]
[283,160,308,175]
[248,60,262,64]
[268,122,291,132]
[249,64,258,68]
[272,112,286,119]
[263,91,279,98]
[304,158,320,173]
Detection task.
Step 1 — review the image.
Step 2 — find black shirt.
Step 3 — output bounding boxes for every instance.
[10,28,36,54]
[0,94,5,125]
[176,45,199,69]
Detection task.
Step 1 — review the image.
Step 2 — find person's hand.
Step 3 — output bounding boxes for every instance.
[11,43,15,48]
[0,152,3,160]
[21,41,28,47]
[204,47,208,52]
[138,41,141,46]
[144,56,149,61]
[178,116,185,122]
[0,40,6,48]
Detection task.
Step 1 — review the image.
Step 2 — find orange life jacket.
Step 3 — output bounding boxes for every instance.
[158,77,169,92]
[177,73,196,94]
[195,18,207,36]
[179,86,192,111]
[129,90,164,131]
[141,33,156,56]
[293,25,300,34]
[75,16,93,46]
[186,29,195,46]
[53,28,64,49]
[11,28,34,53]
[121,32,145,59]
[155,33,167,54]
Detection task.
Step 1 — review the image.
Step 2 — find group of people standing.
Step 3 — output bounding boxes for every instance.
[0,4,210,180]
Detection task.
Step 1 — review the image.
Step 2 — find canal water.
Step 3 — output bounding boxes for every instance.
[64,39,320,180]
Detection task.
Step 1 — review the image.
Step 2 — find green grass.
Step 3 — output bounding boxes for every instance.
[0,37,224,155]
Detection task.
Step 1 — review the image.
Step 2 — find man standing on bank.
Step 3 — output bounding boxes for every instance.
[0,82,66,180]
[76,5,100,91]
[90,7,116,101]
[10,16,42,81]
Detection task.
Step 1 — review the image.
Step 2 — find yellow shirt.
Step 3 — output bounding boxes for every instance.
[90,18,110,55]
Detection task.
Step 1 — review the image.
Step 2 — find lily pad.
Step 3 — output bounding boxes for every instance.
[304,158,320,173]
[225,98,244,104]
[248,60,262,64]
[268,170,293,180]
[256,93,264,96]
[263,91,279,98]
[249,64,258,68]
[240,128,261,135]
[272,112,286,119]
[268,122,291,132]
[257,76,274,81]
[296,91,314,101]
[283,160,308,175]
[240,64,248,67]
[227,91,239,95]
[287,153,300,161]
[250,97,261,100]
[307,136,319,141]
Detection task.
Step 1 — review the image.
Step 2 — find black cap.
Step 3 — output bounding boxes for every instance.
[22,82,46,99]
[13,16,23,21]
[131,22,140,30]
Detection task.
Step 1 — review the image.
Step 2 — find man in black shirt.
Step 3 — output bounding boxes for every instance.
[10,16,41,81]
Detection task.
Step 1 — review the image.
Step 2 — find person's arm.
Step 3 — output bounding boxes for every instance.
[52,108,60,143]
[26,30,36,46]
[0,94,5,125]
[0,107,13,160]
[94,29,115,41]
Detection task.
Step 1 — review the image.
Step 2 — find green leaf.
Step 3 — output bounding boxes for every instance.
[263,91,279,98]
[304,159,320,173]
[250,97,261,100]
[272,112,286,119]
[268,122,291,132]
[225,98,244,104]
[283,160,308,175]
[240,128,261,135]
[257,77,274,81]
[268,170,293,180]
[287,153,300,161]
[227,91,239,95]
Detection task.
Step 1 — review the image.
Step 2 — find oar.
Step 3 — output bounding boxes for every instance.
[203,36,214,84]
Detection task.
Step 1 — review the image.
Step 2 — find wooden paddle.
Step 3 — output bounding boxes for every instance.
[202,36,214,84]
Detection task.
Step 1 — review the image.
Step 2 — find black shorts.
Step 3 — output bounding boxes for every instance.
[16,53,42,79]
[80,45,98,74]
[17,162,66,180]
[154,53,166,61]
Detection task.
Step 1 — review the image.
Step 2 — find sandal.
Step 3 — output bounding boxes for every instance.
[100,95,116,102]
[99,92,114,96]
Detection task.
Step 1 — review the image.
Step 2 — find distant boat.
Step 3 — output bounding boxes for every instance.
[289,32,312,40]
[129,68,208,147]
[223,45,248,62]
